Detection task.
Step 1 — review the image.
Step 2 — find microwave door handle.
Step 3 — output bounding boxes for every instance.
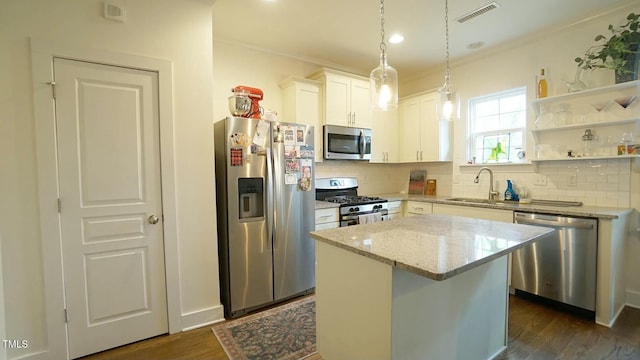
[358,130,365,158]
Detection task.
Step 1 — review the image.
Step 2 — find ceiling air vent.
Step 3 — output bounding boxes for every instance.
[456,2,501,23]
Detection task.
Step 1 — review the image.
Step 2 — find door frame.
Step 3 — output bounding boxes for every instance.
[31,39,181,360]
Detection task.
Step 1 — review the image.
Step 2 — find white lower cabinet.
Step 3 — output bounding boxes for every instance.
[315,207,339,230]
[404,201,432,216]
[386,201,403,220]
[432,204,513,222]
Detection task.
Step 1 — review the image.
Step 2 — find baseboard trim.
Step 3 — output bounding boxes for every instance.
[9,349,48,360]
[181,304,225,332]
[626,289,640,309]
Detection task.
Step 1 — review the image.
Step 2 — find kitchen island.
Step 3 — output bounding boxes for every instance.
[310,214,554,360]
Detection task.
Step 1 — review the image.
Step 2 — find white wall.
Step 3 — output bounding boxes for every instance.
[1,1,220,358]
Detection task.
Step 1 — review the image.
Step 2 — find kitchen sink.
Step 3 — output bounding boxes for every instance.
[445,197,506,205]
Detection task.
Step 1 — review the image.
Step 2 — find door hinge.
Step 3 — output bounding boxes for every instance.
[64,309,68,323]
[57,198,61,213]
[47,81,56,99]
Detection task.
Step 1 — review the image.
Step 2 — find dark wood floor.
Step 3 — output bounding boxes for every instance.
[82,295,640,360]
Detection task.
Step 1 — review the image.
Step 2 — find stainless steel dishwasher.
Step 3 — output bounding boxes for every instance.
[512,212,598,311]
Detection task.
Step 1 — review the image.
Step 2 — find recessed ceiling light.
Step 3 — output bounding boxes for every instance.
[389,34,404,44]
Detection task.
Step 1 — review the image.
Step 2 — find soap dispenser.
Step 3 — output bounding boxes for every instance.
[505,179,519,201]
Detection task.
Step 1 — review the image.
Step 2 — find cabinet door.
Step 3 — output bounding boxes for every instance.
[350,78,372,128]
[325,75,350,126]
[419,93,452,162]
[387,201,403,215]
[296,84,323,162]
[399,98,420,162]
[371,110,399,163]
[280,80,323,162]
[418,93,438,161]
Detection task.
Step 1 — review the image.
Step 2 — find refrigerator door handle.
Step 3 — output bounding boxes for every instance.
[265,146,274,249]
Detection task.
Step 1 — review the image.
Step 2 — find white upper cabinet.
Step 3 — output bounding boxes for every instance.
[399,91,452,162]
[279,76,324,162]
[309,68,372,129]
[370,110,399,163]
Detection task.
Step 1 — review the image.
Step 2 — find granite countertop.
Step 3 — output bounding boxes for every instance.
[373,193,633,219]
[310,214,553,281]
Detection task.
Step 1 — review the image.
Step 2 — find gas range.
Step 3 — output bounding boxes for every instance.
[316,178,388,227]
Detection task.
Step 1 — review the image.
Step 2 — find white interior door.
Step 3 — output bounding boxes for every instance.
[54,58,168,359]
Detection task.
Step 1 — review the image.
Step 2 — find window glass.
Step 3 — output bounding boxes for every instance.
[468,88,526,164]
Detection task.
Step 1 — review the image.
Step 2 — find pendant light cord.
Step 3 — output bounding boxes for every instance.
[379,0,387,56]
[444,0,450,83]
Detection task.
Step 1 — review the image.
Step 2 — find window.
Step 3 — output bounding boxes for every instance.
[468,87,526,164]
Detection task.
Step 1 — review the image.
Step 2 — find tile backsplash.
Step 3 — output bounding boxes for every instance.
[315,158,635,208]
[454,159,633,207]
[315,161,453,196]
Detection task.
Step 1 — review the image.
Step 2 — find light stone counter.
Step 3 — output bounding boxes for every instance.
[311,213,553,281]
[372,192,632,219]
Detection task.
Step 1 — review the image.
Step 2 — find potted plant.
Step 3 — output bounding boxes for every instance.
[575,12,640,83]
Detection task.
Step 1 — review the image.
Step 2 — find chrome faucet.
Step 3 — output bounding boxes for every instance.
[474,167,499,201]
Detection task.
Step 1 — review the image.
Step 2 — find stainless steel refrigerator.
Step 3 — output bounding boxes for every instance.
[214,116,315,318]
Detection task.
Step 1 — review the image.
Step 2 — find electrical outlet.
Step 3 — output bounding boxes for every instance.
[534,174,548,186]
[568,174,577,187]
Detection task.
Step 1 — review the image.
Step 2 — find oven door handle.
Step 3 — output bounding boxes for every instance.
[342,214,360,221]
[342,212,388,221]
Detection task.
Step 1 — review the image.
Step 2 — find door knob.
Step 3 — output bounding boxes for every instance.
[148,215,159,224]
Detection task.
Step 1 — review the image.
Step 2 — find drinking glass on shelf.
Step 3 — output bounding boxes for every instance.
[619,132,634,155]
[606,136,617,156]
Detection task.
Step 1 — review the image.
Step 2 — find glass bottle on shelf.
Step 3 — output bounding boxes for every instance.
[537,68,548,98]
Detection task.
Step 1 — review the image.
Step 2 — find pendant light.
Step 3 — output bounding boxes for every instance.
[370,0,398,111]
[437,0,459,121]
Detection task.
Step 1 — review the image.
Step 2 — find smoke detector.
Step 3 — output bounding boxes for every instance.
[103,2,126,23]
[456,2,501,23]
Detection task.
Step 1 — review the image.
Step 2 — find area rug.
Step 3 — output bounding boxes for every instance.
[212,296,316,360]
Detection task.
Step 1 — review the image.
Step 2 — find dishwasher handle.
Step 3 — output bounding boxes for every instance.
[515,215,594,230]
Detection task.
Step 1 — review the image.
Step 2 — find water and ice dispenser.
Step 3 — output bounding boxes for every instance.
[238,178,264,220]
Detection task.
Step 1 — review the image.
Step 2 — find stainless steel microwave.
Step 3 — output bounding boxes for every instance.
[323,125,371,160]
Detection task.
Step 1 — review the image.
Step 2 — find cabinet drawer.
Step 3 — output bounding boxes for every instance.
[405,201,432,215]
[315,208,339,224]
[387,201,403,214]
[315,222,339,230]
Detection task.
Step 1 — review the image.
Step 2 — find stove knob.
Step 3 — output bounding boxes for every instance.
[355,207,360,212]
[349,207,355,213]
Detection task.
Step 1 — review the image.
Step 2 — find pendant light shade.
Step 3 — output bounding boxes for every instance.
[371,54,398,111]
[370,0,398,111]
[437,0,458,121]
[438,75,459,121]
